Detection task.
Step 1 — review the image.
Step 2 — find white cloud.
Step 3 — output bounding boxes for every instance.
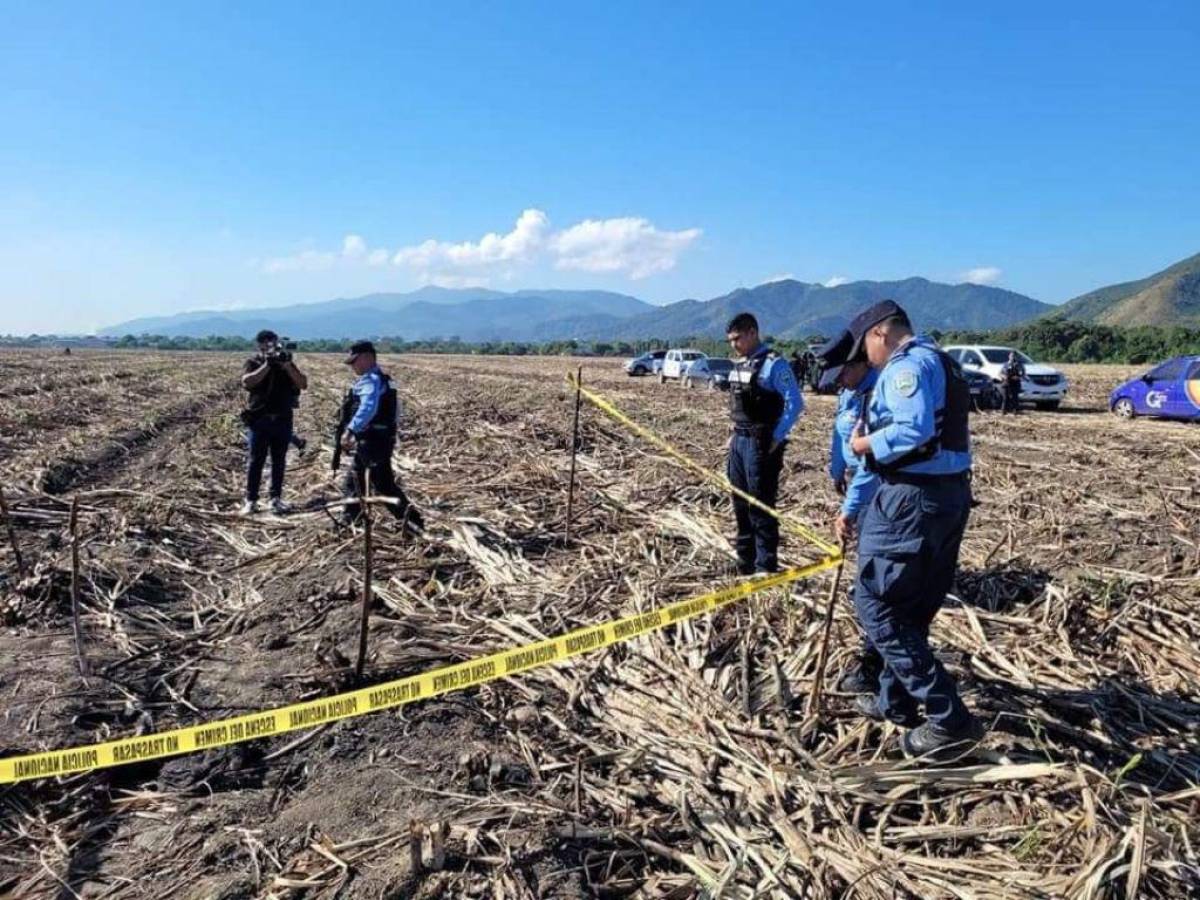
[762,273,796,284]
[261,209,701,284]
[342,234,368,259]
[823,275,851,287]
[960,266,1002,286]
[551,217,701,279]
[391,208,549,271]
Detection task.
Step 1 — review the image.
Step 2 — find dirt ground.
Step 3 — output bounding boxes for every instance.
[0,350,1197,898]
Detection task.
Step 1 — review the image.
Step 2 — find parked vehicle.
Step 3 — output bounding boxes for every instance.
[624,350,667,376]
[963,367,1003,411]
[943,344,1069,410]
[682,357,735,390]
[1110,355,1200,421]
[660,348,706,382]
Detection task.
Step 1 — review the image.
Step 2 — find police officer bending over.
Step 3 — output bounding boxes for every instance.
[240,329,307,516]
[725,313,803,575]
[845,301,984,757]
[815,329,883,694]
[339,341,423,532]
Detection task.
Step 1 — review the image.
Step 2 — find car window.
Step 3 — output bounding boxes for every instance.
[962,351,983,367]
[709,359,734,373]
[1146,359,1185,381]
[683,352,702,361]
[651,351,666,359]
[945,348,962,361]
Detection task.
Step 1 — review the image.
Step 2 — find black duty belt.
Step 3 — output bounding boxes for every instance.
[880,469,971,487]
[732,423,773,435]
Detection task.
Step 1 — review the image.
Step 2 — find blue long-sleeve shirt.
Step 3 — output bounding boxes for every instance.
[735,344,804,443]
[829,369,879,520]
[863,335,972,476]
[346,366,390,435]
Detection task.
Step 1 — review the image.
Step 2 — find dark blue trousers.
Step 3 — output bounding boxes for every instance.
[727,431,784,573]
[341,436,410,522]
[245,413,292,501]
[854,475,972,729]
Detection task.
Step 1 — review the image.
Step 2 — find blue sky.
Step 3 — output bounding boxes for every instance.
[1,1,1198,333]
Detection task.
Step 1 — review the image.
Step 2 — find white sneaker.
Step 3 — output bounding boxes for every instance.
[239,500,259,516]
[269,497,291,516]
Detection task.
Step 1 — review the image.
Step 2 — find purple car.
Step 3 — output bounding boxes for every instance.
[1110,356,1200,421]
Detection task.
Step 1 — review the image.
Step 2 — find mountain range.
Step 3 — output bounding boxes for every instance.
[1053,251,1200,327]
[102,279,1052,342]
[100,250,1200,342]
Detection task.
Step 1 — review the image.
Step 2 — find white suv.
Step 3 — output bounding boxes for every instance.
[943,345,1068,410]
[660,349,707,382]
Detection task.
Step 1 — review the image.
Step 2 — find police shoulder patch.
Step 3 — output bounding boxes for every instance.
[891,367,919,397]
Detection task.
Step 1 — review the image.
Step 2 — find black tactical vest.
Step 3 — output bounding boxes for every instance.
[872,350,970,474]
[348,372,398,439]
[729,351,784,428]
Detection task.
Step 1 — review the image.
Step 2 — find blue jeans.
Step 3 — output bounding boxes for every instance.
[245,413,292,501]
[854,475,972,729]
[727,431,784,573]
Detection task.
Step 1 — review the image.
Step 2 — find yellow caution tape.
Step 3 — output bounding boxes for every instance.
[567,375,840,556]
[0,374,841,784]
[0,557,838,784]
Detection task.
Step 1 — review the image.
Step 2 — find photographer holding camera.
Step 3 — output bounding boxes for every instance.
[240,329,307,515]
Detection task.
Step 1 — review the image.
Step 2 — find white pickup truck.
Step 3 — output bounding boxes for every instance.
[943,345,1069,410]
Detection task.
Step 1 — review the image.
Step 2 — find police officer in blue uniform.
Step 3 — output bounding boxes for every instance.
[725,313,804,574]
[815,330,884,694]
[845,301,984,756]
[340,341,423,532]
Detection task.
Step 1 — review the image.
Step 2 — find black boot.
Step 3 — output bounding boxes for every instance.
[853,695,923,729]
[900,717,985,759]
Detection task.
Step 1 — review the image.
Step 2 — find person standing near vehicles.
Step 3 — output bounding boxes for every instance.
[816,328,883,695]
[725,313,803,575]
[1001,351,1025,415]
[240,330,307,515]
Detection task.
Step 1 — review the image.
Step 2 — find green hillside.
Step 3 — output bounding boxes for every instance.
[1055,251,1200,326]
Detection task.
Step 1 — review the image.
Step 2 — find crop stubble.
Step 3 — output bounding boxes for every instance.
[0,350,1197,898]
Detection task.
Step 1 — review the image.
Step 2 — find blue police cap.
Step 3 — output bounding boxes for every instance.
[847,300,909,362]
[814,329,854,391]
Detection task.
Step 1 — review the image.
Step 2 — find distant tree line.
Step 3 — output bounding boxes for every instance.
[5,319,1198,365]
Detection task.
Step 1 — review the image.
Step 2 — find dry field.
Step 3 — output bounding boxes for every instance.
[0,349,1198,899]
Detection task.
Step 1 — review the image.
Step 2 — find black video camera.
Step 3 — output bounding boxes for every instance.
[263,338,298,365]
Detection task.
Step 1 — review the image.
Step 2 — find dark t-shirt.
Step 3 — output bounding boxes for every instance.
[243,357,297,418]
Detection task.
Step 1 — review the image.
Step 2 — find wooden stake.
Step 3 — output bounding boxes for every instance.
[354,470,373,681]
[0,486,25,579]
[806,538,847,718]
[564,365,583,544]
[69,497,90,678]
